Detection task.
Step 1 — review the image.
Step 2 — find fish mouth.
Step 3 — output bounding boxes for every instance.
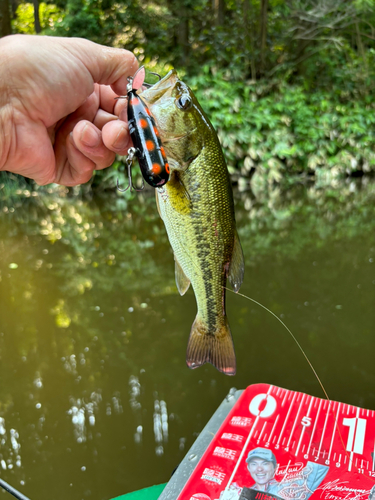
[140,70,178,103]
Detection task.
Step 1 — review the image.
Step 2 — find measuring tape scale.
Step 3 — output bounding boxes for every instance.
[177,384,375,500]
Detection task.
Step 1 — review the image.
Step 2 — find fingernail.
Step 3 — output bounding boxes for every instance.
[113,126,128,149]
[81,125,100,147]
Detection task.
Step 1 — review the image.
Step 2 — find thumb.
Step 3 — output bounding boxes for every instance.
[61,37,139,96]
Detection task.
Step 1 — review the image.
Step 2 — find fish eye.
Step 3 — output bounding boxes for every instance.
[175,95,192,110]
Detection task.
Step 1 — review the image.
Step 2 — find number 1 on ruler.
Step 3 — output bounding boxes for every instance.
[343,417,366,454]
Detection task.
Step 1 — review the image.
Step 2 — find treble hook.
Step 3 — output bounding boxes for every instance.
[149,71,162,81]
[143,72,162,88]
[117,147,145,192]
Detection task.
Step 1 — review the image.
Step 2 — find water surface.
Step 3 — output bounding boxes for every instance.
[0,178,374,500]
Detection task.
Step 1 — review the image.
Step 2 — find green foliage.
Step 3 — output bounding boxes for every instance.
[43,0,177,54]
[44,0,105,42]
[9,0,375,81]
[13,2,62,34]
[186,65,375,183]
[10,0,375,185]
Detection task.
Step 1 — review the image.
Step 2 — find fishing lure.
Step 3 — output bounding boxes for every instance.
[117,66,170,192]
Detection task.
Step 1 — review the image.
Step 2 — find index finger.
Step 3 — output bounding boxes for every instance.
[99,85,118,115]
[63,38,139,95]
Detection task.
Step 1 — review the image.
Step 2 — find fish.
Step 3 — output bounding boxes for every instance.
[140,70,245,375]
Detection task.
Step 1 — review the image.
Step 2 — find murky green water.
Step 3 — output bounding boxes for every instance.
[0,178,374,500]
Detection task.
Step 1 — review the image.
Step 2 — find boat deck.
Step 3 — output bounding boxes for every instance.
[113,483,166,499]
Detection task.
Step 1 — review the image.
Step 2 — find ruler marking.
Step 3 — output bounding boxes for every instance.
[296,395,313,456]
[348,406,360,472]
[281,391,288,407]
[287,393,306,449]
[258,422,267,442]
[318,400,331,457]
[328,402,341,460]
[307,398,323,455]
[277,391,297,445]
[268,415,279,445]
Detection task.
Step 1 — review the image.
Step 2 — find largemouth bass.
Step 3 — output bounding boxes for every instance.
[141,71,244,375]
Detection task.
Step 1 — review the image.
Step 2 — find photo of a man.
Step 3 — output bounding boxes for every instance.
[240,447,329,500]
[219,447,329,500]
[245,448,278,492]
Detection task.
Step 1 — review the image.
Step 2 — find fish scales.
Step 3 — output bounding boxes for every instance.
[141,71,244,375]
[167,141,233,327]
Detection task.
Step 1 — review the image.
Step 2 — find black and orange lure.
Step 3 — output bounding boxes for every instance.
[117,66,170,191]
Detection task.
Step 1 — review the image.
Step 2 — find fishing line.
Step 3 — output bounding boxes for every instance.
[224,287,329,400]
[225,286,374,479]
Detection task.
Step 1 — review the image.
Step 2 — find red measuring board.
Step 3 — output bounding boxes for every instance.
[177,384,375,500]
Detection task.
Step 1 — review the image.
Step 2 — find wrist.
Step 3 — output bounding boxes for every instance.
[0,38,13,172]
[0,104,13,173]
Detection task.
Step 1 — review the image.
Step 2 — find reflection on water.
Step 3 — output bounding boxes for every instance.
[153,396,168,456]
[0,418,22,473]
[0,178,374,499]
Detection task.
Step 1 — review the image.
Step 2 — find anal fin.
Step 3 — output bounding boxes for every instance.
[228,229,244,293]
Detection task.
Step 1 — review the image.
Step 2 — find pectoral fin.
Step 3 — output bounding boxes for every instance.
[228,230,245,293]
[175,255,190,295]
[177,175,191,203]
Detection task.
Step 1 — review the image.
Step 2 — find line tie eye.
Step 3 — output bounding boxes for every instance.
[176,95,192,110]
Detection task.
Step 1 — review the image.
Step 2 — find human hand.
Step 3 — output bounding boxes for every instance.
[0,34,138,186]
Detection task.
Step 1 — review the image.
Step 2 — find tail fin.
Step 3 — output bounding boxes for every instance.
[186,316,236,375]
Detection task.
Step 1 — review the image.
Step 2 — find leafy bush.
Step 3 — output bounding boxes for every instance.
[13,2,63,33]
[186,66,375,184]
